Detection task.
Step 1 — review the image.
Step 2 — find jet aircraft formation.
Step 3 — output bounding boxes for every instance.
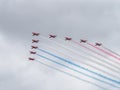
[28,32,120,90]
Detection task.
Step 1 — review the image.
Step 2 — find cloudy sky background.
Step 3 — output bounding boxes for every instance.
[0,0,120,90]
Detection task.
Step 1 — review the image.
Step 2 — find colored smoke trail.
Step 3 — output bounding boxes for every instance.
[39,42,120,80]
[67,41,120,72]
[72,40,120,67]
[87,42,120,61]
[36,54,119,88]
[35,60,108,90]
[102,46,120,58]
[57,39,120,73]
[30,33,120,90]
[37,48,120,85]
[40,36,120,73]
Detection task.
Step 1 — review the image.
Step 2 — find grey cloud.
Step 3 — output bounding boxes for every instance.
[0,0,120,43]
[0,0,120,90]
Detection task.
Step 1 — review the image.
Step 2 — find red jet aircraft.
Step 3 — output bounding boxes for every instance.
[95,43,102,46]
[32,39,39,43]
[30,51,36,54]
[80,39,87,43]
[49,34,57,38]
[31,46,38,49]
[32,32,40,36]
[65,37,72,41]
[28,57,35,60]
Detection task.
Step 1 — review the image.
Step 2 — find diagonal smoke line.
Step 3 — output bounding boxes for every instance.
[68,41,120,72]
[57,38,120,73]
[35,60,108,90]
[39,43,120,80]
[36,54,120,88]
[87,42,120,62]
[39,36,120,73]
[102,46,120,58]
[37,48,120,85]
[72,40,120,67]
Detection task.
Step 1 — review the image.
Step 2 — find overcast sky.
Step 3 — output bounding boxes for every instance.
[0,0,120,90]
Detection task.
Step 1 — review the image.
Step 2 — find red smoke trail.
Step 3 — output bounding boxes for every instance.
[87,43,120,61]
[72,40,109,59]
[35,60,108,90]
[41,43,120,79]
[102,46,120,58]
[72,40,120,66]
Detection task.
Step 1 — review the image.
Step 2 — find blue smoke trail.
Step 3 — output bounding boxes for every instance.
[40,43,120,80]
[37,48,120,85]
[35,60,108,90]
[36,54,119,88]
